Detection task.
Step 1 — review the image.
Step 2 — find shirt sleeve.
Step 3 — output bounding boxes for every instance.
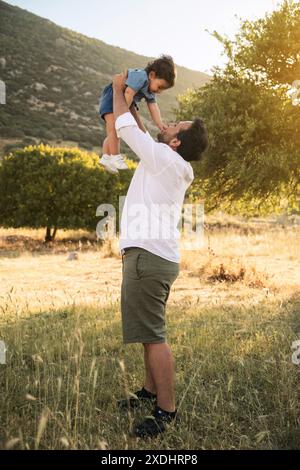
[115,112,173,175]
[145,93,156,104]
[125,69,148,92]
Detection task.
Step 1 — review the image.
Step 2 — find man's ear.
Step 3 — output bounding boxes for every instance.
[169,137,181,151]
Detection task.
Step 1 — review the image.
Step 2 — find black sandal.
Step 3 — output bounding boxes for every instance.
[133,405,178,438]
[117,387,157,410]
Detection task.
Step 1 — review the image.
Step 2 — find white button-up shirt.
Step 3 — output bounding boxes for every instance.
[116,112,194,263]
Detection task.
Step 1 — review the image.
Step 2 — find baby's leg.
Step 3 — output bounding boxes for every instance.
[104,113,120,155]
[102,136,110,155]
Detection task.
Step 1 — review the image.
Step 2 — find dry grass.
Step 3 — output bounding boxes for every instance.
[0,217,300,449]
[0,227,99,255]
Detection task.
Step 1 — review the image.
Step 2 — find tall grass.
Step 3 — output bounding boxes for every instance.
[0,219,300,449]
[0,294,300,450]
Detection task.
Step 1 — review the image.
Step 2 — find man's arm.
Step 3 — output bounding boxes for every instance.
[113,74,130,120]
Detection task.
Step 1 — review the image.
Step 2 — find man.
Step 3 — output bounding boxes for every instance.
[112,72,208,439]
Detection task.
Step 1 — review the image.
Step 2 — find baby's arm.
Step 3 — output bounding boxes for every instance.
[124,86,137,108]
[130,104,147,133]
[147,102,167,131]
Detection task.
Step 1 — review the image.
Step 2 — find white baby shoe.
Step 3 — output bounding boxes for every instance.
[110,154,129,170]
[99,154,119,174]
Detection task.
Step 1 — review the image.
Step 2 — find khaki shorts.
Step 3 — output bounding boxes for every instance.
[121,247,179,344]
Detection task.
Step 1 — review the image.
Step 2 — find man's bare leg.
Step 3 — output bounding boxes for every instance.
[143,342,175,412]
[143,345,156,395]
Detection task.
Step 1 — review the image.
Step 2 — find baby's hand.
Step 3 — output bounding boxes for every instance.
[158,122,168,132]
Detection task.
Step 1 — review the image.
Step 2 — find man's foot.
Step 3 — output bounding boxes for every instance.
[110,154,129,170]
[132,405,178,439]
[99,154,119,174]
[117,387,157,410]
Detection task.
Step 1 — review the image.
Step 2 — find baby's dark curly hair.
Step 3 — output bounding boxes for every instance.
[145,55,176,88]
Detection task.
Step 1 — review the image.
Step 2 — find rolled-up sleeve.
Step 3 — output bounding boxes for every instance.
[125,69,148,92]
[115,112,137,136]
[145,94,156,104]
[115,112,172,174]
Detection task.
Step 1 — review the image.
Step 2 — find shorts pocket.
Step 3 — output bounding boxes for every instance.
[164,283,171,303]
[136,253,148,279]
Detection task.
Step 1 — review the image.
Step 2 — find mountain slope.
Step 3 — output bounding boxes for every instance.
[0,0,210,148]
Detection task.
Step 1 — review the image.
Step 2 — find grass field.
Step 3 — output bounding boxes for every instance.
[0,216,299,450]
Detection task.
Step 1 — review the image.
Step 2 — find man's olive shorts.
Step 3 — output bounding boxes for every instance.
[121,247,180,344]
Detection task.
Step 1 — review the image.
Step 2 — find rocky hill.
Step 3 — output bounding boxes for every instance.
[0,0,210,151]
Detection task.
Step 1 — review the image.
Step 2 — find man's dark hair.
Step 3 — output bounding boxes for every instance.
[145,55,176,88]
[176,118,208,162]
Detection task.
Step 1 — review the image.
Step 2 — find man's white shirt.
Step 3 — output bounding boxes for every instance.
[116,112,194,263]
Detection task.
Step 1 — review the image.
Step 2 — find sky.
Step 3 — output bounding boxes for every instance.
[6,0,281,73]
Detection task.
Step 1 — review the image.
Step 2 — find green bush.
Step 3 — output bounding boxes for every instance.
[0,144,136,240]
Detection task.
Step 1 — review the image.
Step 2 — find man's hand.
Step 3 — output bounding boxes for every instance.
[112,70,128,90]
[113,70,130,121]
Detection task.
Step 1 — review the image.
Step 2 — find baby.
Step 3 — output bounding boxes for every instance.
[99,55,176,174]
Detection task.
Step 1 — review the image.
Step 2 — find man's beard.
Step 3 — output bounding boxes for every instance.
[157,132,166,143]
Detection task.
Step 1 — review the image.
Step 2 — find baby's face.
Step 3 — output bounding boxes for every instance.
[148,72,169,94]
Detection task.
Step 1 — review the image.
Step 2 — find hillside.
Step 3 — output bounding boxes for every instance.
[0,0,210,151]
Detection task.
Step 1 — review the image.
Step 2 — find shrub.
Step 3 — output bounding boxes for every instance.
[0,144,136,241]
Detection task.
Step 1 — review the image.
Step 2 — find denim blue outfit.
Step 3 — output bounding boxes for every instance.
[99,68,156,120]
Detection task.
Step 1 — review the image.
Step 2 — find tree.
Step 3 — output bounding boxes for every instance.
[218,0,300,86]
[176,0,300,215]
[0,144,135,241]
